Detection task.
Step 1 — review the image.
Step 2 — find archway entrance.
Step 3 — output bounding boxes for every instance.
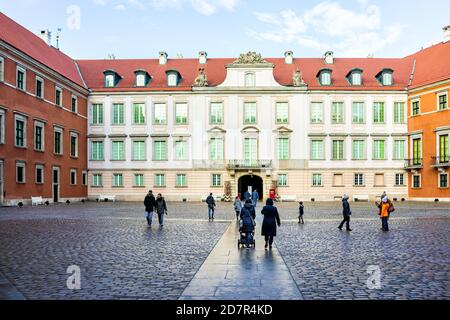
[238,175,263,200]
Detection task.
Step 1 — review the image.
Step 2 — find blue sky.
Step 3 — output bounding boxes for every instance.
[1,0,449,59]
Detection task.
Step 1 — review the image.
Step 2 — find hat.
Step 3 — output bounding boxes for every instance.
[382,196,388,203]
[343,194,349,200]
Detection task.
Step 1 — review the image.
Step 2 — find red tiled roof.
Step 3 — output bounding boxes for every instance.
[77,56,414,92]
[407,41,450,89]
[0,12,86,88]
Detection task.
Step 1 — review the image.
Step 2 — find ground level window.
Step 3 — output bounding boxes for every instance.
[134,174,144,187]
[70,169,77,185]
[354,173,364,186]
[82,171,87,186]
[16,162,26,183]
[155,174,165,187]
[92,174,102,187]
[439,173,448,188]
[412,175,421,188]
[176,174,187,187]
[35,165,44,184]
[212,174,222,187]
[277,174,288,187]
[312,174,323,186]
[113,174,123,187]
[395,173,404,186]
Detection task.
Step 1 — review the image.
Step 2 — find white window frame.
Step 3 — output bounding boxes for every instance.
[92,173,103,187]
[154,173,166,187]
[411,98,420,116]
[351,72,362,86]
[54,127,64,155]
[393,139,406,160]
[320,71,331,86]
[176,173,187,187]
[16,65,26,91]
[312,173,323,187]
[55,86,63,107]
[437,92,448,111]
[35,164,44,184]
[310,102,324,124]
[14,114,27,148]
[16,161,26,183]
[167,73,178,87]
[243,102,257,124]
[393,102,405,124]
[352,139,366,160]
[132,103,146,125]
[438,173,449,189]
[132,140,147,161]
[0,109,5,144]
[134,173,145,187]
[310,139,325,160]
[174,140,188,161]
[91,104,104,125]
[373,139,386,160]
[111,140,125,161]
[153,103,167,125]
[210,137,224,160]
[70,169,77,185]
[211,174,222,187]
[0,56,4,82]
[244,72,255,87]
[277,174,288,187]
[382,72,392,86]
[332,139,345,160]
[82,171,87,186]
[373,102,385,124]
[35,75,44,99]
[331,102,344,124]
[111,103,125,125]
[34,120,45,152]
[105,74,115,88]
[354,173,364,186]
[395,173,404,186]
[275,102,289,124]
[412,174,421,189]
[210,102,224,124]
[175,102,188,125]
[70,132,78,158]
[112,173,123,187]
[352,102,365,124]
[71,95,78,113]
[136,73,146,87]
[152,140,167,161]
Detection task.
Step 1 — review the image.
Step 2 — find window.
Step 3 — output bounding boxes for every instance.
[395,173,404,186]
[112,141,125,161]
[412,174,421,188]
[70,133,78,157]
[412,138,422,165]
[331,102,344,124]
[373,140,385,160]
[310,102,323,123]
[373,102,385,123]
[212,174,222,187]
[394,102,405,123]
[16,66,26,90]
[0,109,4,144]
[244,102,257,124]
[332,140,344,160]
[439,173,448,188]
[133,103,146,124]
[382,72,392,86]
[35,165,44,184]
[243,138,257,162]
[439,134,449,163]
[175,103,188,124]
[55,87,62,107]
[374,173,385,187]
[393,140,405,160]
[82,171,87,186]
[354,173,364,186]
[0,57,4,82]
[333,174,344,186]
[310,140,324,160]
[134,174,144,187]
[71,95,77,113]
[175,141,188,160]
[136,73,148,87]
[210,138,223,160]
[438,93,448,110]
[352,102,365,123]
[113,174,123,187]
[153,103,167,124]
[54,128,63,155]
[36,76,44,98]
[133,140,146,161]
[90,141,104,161]
[70,169,77,185]
[91,104,104,125]
[352,140,365,160]
[319,70,331,85]
[277,174,287,187]
[351,72,362,85]
[276,102,288,124]
[411,100,420,116]
[155,174,166,187]
[16,162,26,183]
[176,174,187,187]
[210,102,223,124]
[105,74,115,87]
[276,138,289,160]
[112,103,125,125]
[153,140,167,161]
[244,73,255,87]
[167,73,178,86]
[312,173,323,186]
[92,174,103,187]
[34,121,44,151]
[15,115,26,148]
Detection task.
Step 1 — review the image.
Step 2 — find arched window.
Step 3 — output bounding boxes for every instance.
[244,72,255,87]
[136,74,146,87]
[382,72,392,86]
[317,69,332,86]
[105,74,115,87]
[166,70,181,87]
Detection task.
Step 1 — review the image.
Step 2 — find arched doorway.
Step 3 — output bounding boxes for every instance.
[238,175,263,200]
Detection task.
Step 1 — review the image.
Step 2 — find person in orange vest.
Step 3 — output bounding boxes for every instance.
[375,196,394,231]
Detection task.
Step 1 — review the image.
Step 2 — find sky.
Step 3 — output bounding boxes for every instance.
[1,0,449,60]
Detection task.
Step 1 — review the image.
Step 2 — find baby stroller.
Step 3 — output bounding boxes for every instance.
[238,214,256,249]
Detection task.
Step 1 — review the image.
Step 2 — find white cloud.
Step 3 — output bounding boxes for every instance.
[114,4,126,10]
[191,0,216,16]
[93,0,110,5]
[149,0,240,15]
[248,1,405,57]
[218,0,238,11]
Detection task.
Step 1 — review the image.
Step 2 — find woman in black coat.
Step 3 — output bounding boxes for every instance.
[240,199,256,247]
[261,198,281,250]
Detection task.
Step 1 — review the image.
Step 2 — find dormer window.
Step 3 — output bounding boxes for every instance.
[376,68,393,86]
[244,72,255,87]
[103,70,121,88]
[317,69,332,86]
[134,70,151,87]
[166,70,181,87]
[346,68,363,86]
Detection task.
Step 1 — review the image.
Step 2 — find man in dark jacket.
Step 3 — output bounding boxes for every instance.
[155,193,168,227]
[338,194,352,231]
[206,193,216,221]
[144,190,157,226]
[243,190,251,201]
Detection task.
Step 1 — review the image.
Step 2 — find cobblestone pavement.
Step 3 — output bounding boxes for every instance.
[0,201,449,300]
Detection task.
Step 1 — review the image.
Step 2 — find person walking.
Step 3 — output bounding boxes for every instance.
[376,196,394,231]
[243,190,251,202]
[261,198,281,250]
[233,196,243,221]
[298,201,304,224]
[206,193,216,221]
[144,190,157,227]
[252,189,259,208]
[240,199,256,247]
[155,193,168,227]
[338,194,352,231]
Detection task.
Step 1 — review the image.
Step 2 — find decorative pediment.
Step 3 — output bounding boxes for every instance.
[273,126,293,134]
[207,126,227,134]
[241,126,260,133]
[232,51,268,65]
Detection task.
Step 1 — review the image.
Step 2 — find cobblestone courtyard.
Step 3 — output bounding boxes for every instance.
[0,201,449,300]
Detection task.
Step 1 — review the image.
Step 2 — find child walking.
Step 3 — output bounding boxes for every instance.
[298,201,304,224]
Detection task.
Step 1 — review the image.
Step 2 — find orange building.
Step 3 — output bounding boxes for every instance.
[405,27,450,201]
[0,13,89,205]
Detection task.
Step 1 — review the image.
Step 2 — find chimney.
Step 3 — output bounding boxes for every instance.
[199,51,207,64]
[159,51,168,65]
[284,51,293,64]
[38,29,52,46]
[324,51,334,64]
[443,25,450,43]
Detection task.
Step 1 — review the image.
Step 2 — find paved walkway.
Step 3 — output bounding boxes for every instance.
[0,271,25,300]
[180,215,303,300]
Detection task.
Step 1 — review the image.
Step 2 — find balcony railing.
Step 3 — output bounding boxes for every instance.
[404,158,423,169]
[431,156,450,168]
[227,160,272,170]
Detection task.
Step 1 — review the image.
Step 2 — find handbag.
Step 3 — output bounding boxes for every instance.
[388,205,395,213]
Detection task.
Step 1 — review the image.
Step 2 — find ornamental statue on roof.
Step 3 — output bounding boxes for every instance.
[233,51,268,64]
[194,68,208,87]
[292,68,306,86]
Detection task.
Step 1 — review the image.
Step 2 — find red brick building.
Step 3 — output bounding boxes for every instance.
[0,13,89,205]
